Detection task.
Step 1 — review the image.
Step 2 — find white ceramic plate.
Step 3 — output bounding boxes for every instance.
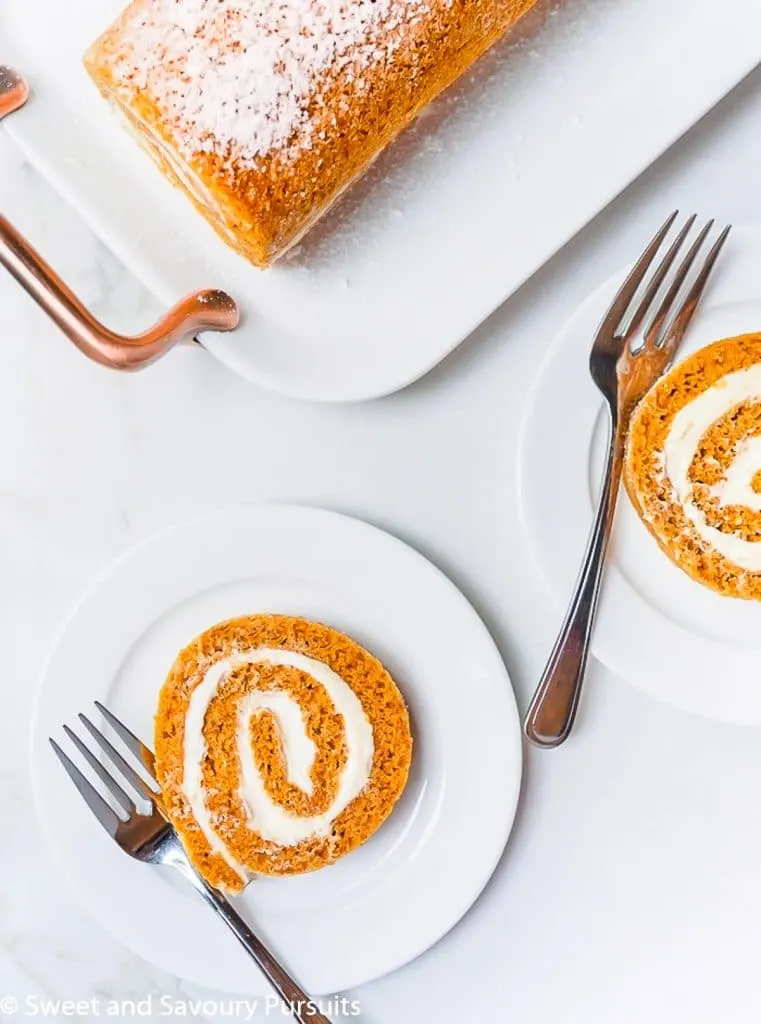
[517,224,761,725]
[30,505,522,994]
[3,2,761,400]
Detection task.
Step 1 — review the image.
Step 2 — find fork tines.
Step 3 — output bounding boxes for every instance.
[606,211,731,349]
[50,706,158,835]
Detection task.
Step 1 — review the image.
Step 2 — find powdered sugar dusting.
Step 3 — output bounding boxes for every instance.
[112,0,433,166]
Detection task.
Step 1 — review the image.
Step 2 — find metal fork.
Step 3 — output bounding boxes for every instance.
[50,703,332,1024]
[524,211,731,749]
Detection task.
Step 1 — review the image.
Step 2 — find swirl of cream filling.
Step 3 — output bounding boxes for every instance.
[663,362,761,571]
[182,648,374,880]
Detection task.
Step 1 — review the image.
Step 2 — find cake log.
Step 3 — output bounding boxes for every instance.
[85,0,539,267]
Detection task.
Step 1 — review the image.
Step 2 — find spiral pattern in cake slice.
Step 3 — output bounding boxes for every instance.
[155,615,412,891]
[625,332,761,599]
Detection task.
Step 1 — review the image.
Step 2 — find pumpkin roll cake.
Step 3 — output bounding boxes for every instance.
[155,614,412,891]
[625,333,761,600]
[84,0,540,267]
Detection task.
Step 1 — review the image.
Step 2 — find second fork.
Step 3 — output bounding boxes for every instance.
[524,211,731,749]
[51,703,333,1024]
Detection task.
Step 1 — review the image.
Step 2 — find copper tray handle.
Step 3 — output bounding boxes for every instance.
[0,67,239,371]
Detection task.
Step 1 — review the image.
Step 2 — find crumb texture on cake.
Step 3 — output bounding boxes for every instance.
[84,0,539,266]
[624,333,761,599]
[155,614,412,891]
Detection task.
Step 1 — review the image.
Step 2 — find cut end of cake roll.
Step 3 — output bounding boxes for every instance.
[625,332,761,601]
[84,0,540,268]
[154,614,413,891]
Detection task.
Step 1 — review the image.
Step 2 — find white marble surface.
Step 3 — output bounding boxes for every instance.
[4,63,761,1024]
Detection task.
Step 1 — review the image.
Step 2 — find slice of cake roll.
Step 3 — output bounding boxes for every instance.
[84,0,540,267]
[155,614,412,890]
[625,333,761,600]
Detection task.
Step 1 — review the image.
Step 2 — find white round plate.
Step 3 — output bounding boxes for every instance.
[30,505,521,994]
[518,224,761,726]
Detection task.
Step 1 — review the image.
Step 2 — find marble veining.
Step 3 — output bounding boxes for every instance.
[5,66,761,1024]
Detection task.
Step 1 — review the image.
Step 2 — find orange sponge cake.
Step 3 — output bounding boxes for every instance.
[84,0,540,267]
[155,614,412,891]
[625,333,761,600]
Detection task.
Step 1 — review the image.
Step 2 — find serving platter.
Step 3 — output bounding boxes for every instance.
[2,0,761,400]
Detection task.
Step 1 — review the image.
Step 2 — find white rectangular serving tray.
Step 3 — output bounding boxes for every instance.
[3,0,761,401]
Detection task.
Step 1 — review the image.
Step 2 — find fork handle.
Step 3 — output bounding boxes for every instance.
[524,409,625,748]
[194,879,333,1023]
